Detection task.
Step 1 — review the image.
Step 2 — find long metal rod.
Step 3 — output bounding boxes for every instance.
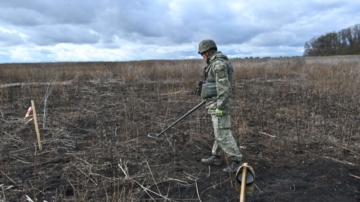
[148,100,206,138]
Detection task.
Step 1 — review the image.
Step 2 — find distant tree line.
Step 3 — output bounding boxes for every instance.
[304,24,360,56]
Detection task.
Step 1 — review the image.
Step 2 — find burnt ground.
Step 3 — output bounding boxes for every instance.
[0,78,360,202]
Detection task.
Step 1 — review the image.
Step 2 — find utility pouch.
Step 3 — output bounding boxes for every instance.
[201,82,217,99]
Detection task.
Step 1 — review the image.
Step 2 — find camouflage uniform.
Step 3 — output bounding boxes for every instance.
[204,51,243,162]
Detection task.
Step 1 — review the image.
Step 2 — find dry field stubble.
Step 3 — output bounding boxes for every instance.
[0,56,359,201]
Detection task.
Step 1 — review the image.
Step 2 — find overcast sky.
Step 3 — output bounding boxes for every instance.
[0,0,359,63]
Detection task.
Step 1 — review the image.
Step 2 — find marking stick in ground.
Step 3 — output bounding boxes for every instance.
[31,100,42,151]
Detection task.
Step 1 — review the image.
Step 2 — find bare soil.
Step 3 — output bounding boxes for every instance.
[1,77,360,202]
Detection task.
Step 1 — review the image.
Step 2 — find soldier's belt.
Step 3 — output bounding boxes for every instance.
[201,82,217,99]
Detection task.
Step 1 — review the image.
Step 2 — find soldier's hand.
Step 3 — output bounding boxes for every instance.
[195,87,201,96]
[195,80,203,96]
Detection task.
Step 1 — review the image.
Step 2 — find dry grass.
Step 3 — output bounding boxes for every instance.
[1,55,360,201]
[2,56,359,95]
[1,56,360,149]
[0,60,201,84]
[1,56,360,148]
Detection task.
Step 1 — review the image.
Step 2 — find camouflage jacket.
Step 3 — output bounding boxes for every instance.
[204,51,233,114]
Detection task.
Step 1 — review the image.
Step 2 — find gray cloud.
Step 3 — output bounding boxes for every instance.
[0,30,24,46]
[0,0,98,25]
[0,7,45,26]
[29,25,100,45]
[0,0,359,62]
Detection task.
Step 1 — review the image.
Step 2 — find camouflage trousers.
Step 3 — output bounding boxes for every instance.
[211,114,242,162]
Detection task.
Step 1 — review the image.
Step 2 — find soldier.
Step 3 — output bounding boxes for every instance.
[197,39,243,173]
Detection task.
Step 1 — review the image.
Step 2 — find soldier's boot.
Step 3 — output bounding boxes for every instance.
[201,155,223,166]
[223,161,242,173]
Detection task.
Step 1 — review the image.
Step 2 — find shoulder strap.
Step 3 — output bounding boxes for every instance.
[211,58,234,82]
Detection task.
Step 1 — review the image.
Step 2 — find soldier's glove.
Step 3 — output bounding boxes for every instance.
[195,81,203,96]
[215,109,223,117]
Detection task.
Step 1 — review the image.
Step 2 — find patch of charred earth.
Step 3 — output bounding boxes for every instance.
[1,79,360,201]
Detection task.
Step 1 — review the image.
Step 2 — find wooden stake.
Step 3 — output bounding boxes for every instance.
[31,100,42,151]
[240,163,248,202]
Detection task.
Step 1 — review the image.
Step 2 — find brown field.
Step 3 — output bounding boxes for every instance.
[0,56,359,202]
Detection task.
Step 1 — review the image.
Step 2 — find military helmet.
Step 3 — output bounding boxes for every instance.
[198,39,217,54]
